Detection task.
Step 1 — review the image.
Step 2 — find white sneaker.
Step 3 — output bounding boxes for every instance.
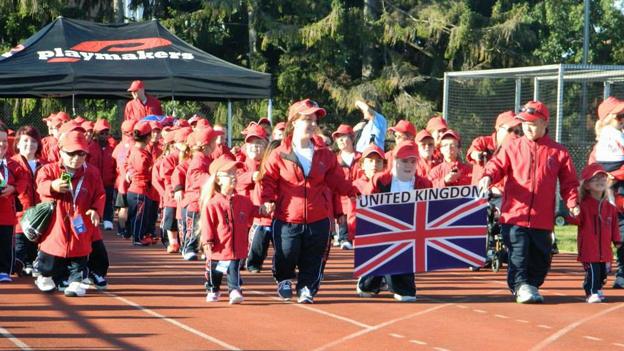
[229,289,244,304]
[586,293,602,303]
[64,281,86,297]
[393,294,417,302]
[297,286,314,304]
[340,241,353,250]
[91,274,108,290]
[206,291,221,302]
[103,221,114,231]
[183,251,198,261]
[515,284,541,304]
[35,276,56,292]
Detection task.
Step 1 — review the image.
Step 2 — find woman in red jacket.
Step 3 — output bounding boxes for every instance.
[11,126,46,278]
[34,131,105,296]
[0,123,28,282]
[568,164,622,303]
[125,121,158,246]
[261,99,357,304]
[112,119,136,238]
[200,156,259,304]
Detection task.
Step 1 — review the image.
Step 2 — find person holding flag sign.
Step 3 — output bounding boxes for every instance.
[479,101,580,304]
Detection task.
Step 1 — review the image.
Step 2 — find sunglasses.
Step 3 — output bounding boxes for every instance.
[508,127,522,135]
[521,106,537,114]
[63,150,87,157]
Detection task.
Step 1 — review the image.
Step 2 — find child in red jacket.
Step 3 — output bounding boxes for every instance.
[568,164,622,303]
[200,156,259,304]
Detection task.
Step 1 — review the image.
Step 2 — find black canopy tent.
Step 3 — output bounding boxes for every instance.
[0,17,271,100]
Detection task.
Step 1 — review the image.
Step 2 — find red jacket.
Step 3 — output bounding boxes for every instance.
[467,133,496,185]
[125,146,157,200]
[41,136,60,163]
[568,196,621,263]
[36,162,105,258]
[200,192,258,261]
[88,141,116,188]
[172,159,190,219]
[124,95,163,121]
[429,160,473,188]
[0,158,29,226]
[112,138,133,194]
[184,152,212,213]
[159,153,179,208]
[484,134,579,231]
[151,157,165,204]
[211,143,236,161]
[11,155,45,232]
[333,152,362,235]
[362,170,432,195]
[261,137,357,224]
[236,158,273,227]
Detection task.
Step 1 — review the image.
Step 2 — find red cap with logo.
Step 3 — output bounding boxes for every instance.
[94,119,111,132]
[134,121,152,136]
[331,124,354,139]
[581,163,608,181]
[128,80,145,92]
[58,130,90,153]
[394,141,418,159]
[495,111,521,129]
[362,144,385,159]
[517,101,550,122]
[415,130,434,142]
[209,155,242,175]
[245,124,268,143]
[287,99,327,121]
[597,96,624,120]
[426,116,448,132]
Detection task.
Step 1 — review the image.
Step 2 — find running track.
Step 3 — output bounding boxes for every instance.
[1,230,624,351]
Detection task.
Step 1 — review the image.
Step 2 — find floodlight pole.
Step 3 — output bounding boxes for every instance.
[227,100,233,148]
[533,77,540,103]
[268,98,273,124]
[515,79,522,113]
[583,0,589,65]
[556,66,565,143]
[442,73,449,119]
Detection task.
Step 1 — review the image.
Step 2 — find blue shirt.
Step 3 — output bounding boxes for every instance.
[356,111,387,153]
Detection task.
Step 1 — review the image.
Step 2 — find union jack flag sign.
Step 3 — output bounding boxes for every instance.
[354,186,488,277]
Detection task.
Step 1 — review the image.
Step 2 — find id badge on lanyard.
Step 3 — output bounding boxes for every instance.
[0,160,8,188]
[69,169,86,235]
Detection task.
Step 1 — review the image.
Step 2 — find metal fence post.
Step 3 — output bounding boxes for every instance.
[227,100,232,148]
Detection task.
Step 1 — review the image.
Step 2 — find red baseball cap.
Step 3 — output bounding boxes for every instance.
[597,96,624,120]
[81,120,95,131]
[176,119,190,128]
[362,144,385,159]
[163,130,177,144]
[331,124,354,139]
[149,121,162,130]
[188,114,203,125]
[56,112,71,122]
[426,116,448,132]
[258,117,271,126]
[58,130,89,153]
[209,155,242,175]
[134,121,152,136]
[121,120,136,134]
[47,116,64,128]
[389,120,416,137]
[581,163,608,181]
[128,80,145,92]
[517,101,550,122]
[440,129,461,142]
[94,119,111,132]
[394,141,418,159]
[415,130,434,142]
[59,120,86,135]
[195,119,212,130]
[244,124,268,143]
[191,127,223,147]
[274,122,286,131]
[288,99,327,121]
[495,111,521,129]
[73,116,86,124]
[174,127,193,143]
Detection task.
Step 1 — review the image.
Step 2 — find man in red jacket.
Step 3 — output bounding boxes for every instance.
[480,100,580,304]
[124,80,163,121]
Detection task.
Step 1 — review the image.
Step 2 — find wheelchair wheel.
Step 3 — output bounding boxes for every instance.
[491,257,501,273]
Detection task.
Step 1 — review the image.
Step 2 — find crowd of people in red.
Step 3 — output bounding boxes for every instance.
[0,80,622,305]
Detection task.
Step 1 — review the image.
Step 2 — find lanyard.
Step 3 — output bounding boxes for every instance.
[0,159,7,187]
[68,164,86,213]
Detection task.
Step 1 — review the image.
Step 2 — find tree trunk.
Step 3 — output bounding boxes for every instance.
[247,0,258,69]
[362,0,381,79]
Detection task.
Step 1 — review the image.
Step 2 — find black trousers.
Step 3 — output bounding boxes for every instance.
[15,233,37,269]
[35,251,87,283]
[182,210,200,255]
[88,239,109,277]
[205,259,243,293]
[247,224,272,270]
[103,186,115,223]
[358,274,416,297]
[502,224,552,292]
[337,221,348,242]
[0,225,14,274]
[583,262,607,295]
[616,212,624,278]
[127,192,154,242]
[272,218,331,296]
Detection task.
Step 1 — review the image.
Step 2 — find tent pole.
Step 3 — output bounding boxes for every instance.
[268,98,273,124]
[227,100,233,148]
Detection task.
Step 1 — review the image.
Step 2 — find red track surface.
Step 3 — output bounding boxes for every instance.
[2,231,624,351]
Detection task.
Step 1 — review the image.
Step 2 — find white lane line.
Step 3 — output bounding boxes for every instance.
[410,340,428,345]
[537,325,552,329]
[104,292,240,350]
[433,347,450,351]
[473,309,486,314]
[313,304,451,351]
[389,333,404,338]
[248,290,373,329]
[529,303,624,351]
[613,343,624,347]
[516,319,529,324]
[0,326,32,351]
[583,336,602,341]
[495,314,509,319]
[456,305,468,309]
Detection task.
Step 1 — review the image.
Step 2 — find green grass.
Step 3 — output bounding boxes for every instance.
[554,225,577,254]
